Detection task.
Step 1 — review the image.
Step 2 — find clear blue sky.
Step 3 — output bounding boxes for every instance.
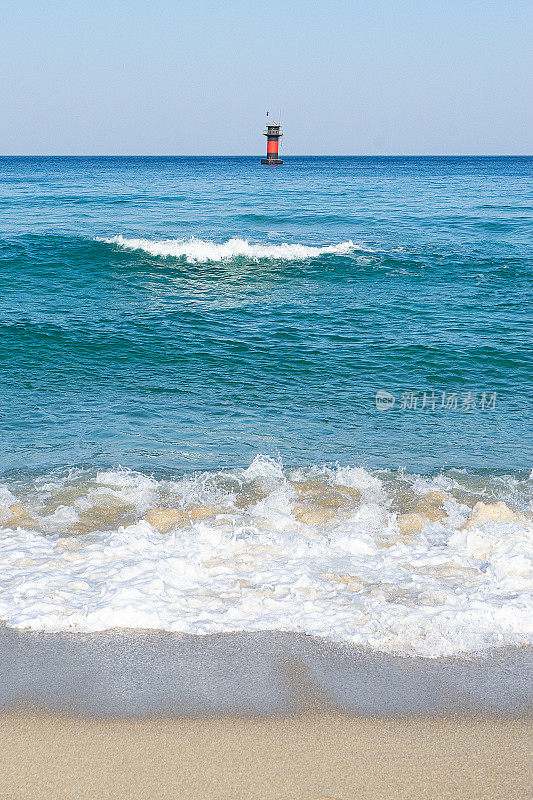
[1,0,531,155]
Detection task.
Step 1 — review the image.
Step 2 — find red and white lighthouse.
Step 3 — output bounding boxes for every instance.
[261,116,283,165]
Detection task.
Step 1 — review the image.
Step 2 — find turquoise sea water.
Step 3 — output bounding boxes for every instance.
[0,157,533,472]
[0,156,532,476]
[0,156,532,651]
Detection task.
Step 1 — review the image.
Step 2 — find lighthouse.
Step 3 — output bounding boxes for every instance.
[261,116,283,165]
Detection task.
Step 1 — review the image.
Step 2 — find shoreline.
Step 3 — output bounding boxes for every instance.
[1,628,532,717]
[1,629,530,798]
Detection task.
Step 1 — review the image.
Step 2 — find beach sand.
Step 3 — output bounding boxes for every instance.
[1,710,531,800]
[0,629,531,799]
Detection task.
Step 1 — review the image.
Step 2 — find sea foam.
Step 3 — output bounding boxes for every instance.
[0,457,532,656]
[98,236,359,262]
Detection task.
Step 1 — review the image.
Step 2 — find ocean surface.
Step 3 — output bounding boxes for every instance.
[0,156,532,655]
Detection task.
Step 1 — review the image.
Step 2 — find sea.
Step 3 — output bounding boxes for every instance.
[0,155,531,656]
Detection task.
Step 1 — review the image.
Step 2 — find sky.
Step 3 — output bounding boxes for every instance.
[1,0,532,155]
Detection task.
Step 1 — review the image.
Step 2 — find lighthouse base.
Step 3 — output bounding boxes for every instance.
[261,158,283,165]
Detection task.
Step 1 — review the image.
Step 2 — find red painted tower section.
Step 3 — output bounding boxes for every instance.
[261,121,283,165]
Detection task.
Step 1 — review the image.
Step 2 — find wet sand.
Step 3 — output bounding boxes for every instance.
[1,627,532,716]
[0,629,531,799]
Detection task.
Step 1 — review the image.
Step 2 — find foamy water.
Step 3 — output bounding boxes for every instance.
[99,236,359,262]
[1,456,531,657]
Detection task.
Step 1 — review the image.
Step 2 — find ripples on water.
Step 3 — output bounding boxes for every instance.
[0,157,531,652]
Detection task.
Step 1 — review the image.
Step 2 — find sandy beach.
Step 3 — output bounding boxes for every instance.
[0,629,531,799]
[1,710,531,800]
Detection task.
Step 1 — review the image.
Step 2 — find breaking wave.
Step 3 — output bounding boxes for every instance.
[0,457,532,657]
[98,235,360,263]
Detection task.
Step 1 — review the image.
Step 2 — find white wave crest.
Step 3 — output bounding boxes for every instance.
[98,235,359,263]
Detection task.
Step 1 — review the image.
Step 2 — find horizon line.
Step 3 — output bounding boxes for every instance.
[1,153,532,159]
